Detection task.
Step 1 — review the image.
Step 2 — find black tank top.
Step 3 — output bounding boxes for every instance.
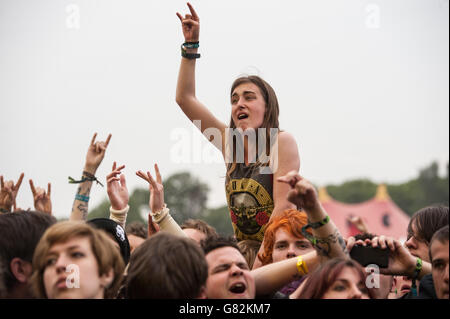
[225,163,274,242]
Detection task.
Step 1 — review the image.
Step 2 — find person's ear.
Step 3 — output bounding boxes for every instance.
[100,268,114,289]
[390,277,397,293]
[197,285,207,299]
[10,258,33,284]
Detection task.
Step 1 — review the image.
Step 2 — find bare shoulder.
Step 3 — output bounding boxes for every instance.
[275,131,300,171]
[277,131,298,151]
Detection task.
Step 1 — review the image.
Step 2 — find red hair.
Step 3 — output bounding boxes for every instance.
[257,209,311,265]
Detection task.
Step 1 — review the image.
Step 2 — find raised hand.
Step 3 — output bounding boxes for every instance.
[106,162,129,211]
[176,2,200,42]
[136,164,164,213]
[371,236,418,277]
[0,173,24,212]
[277,171,320,212]
[84,133,112,174]
[29,179,52,215]
[347,215,369,234]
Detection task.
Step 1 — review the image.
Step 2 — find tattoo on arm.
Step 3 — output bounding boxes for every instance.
[77,202,88,220]
[314,229,346,257]
[70,182,93,220]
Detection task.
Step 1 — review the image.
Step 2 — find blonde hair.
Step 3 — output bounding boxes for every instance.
[31,221,124,299]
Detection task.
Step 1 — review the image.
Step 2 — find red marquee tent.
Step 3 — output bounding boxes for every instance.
[318,185,410,242]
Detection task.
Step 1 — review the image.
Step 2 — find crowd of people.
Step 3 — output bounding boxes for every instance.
[0,3,448,300]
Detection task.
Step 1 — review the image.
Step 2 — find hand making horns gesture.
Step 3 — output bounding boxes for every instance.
[84,133,112,174]
[29,179,52,215]
[0,173,24,212]
[176,2,200,42]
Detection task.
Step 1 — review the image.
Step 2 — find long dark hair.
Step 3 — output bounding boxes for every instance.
[225,75,280,180]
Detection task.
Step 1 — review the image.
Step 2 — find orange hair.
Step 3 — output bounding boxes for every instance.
[257,209,311,266]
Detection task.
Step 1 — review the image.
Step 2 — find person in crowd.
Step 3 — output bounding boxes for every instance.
[175,3,300,245]
[125,222,148,253]
[202,235,321,299]
[201,236,256,299]
[258,209,314,266]
[405,205,449,262]
[202,171,347,299]
[70,133,111,221]
[0,211,56,298]
[0,173,24,213]
[125,232,208,299]
[31,221,124,299]
[181,218,218,243]
[277,171,347,261]
[295,258,375,299]
[428,225,449,299]
[256,209,314,296]
[237,240,261,270]
[87,218,131,266]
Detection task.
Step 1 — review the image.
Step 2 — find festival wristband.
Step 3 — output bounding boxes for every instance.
[296,255,309,276]
[75,194,90,202]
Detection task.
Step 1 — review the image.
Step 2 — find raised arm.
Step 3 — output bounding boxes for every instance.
[0,173,24,213]
[175,3,226,150]
[136,164,187,238]
[278,172,347,261]
[106,162,129,229]
[69,133,111,221]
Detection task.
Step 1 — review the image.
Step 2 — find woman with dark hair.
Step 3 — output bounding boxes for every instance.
[296,258,375,299]
[175,3,300,244]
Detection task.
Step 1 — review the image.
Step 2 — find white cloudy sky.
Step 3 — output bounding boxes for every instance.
[0,0,448,220]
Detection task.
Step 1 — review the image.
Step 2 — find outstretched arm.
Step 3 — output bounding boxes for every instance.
[252,250,319,297]
[70,133,111,221]
[175,2,226,151]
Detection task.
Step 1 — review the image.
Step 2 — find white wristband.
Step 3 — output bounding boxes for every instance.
[150,204,169,224]
[109,205,129,229]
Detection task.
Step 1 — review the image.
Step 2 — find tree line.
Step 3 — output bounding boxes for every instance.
[88,161,449,236]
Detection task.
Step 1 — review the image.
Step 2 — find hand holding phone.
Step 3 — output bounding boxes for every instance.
[350,245,389,268]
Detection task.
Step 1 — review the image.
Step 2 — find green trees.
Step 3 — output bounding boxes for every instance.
[88,161,448,231]
[326,161,449,216]
[87,171,234,236]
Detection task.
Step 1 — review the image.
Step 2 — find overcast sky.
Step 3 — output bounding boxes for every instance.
[0,0,448,220]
